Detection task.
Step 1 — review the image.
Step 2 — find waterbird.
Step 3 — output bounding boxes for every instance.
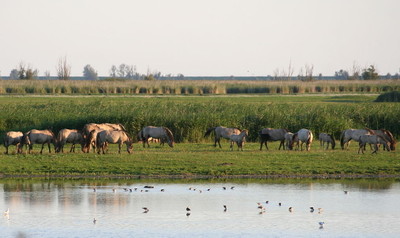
[93,187,96,192]
[257,203,265,211]
[265,201,269,204]
[112,188,116,193]
[123,188,128,192]
[310,207,315,213]
[186,207,191,212]
[223,187,226,190]
[4,208,9,216]
[207,188,211,191]
[344,191,348,194]
[161,189,165,192]
[142,207,149,213]
[93,218,97,224]
[288,207,293,212]
[186,212,191,217]
[223,205,227,212]
[318,208,323,214]
[129,189,132,192]
[278,202,282,206]
[319,222,325,229]
[230,186,235,190]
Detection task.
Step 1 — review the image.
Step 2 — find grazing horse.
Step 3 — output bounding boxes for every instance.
[358,135,390,154]
[259,128,289,150]
[96,130,133,154]
[229,130,248,151]
[82,123,126,152]
[55,129,85,153]
[319,133,336,150]
[284,132,298,150]
[141,126,174,148]
[84,129,106,153]
[372,129,396,151]
[292,129,313,151]
[204,126,241,148]
[340,128,374,150]
[19,129,56,154]
[3,131,23,154]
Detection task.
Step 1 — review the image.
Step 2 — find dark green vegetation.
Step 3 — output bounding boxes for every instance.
[0,94,398,178]
[375,91,400,102]
[0,94,398,142]
[1,79,400,95]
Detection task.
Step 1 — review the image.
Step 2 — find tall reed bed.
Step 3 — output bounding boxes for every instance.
[0,96,398,143]
[0,80,399,95]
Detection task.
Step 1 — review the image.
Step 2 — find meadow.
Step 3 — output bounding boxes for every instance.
[0,94,398,178]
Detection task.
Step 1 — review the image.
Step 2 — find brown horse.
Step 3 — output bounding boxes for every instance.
[340,128,374,150]
[82,123,125,152]
[19,129,56,154]
[259,128,289,150]
[319,133,336,150]
[55,129,85,153]
[204,126,241,148]
[372,129,396,151]
[358,135,390,154]
[96,130,133,154]
[141,126,174,148]
[229,130,248,151]
[3,131,23,154]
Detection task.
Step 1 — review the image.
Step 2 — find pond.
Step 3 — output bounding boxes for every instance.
[1,178,400,238]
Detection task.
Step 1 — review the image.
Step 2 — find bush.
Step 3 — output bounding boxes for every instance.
[375,91,400,102]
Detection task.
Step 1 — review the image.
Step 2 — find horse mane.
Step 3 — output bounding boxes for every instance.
[380,129,396,143]
[204,127,215,137]
[117,123,127,132]
[163,127,174,142]
[365,128,375,135]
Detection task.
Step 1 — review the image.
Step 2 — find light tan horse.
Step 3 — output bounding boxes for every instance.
[229,130,248,151]
[141,126,174,148]
[284,132,299,150]
[84,129,106,153]
[19,129,56,154]
[292,129,313,151]
[358,135,390,154]
[3,131,23,154]
[259,128,289,150]
[340,128,374,150]
[96,130,133,154]
[82,123,126,152]
[55,129,85,153]
[204,126,241,148]
[319,133,336,150]
[372,129,396,151]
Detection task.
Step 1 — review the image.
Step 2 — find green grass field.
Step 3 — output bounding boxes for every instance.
[0,142,398,178]
[0,94,398,178]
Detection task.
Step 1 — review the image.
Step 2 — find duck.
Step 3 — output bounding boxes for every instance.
[186,207,191,212]
[310,207,315,213]
[93,218,97,224]
[223,205,227,212]
[4,208,9,216]
[319,222,325,229]
[288,207,293,212]
[142,207,149,213]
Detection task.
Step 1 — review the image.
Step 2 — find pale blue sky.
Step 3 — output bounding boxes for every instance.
[1,0,399,76]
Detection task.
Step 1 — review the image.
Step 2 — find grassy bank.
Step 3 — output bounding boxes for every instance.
[0,79,399,95]
[0,143,399,178]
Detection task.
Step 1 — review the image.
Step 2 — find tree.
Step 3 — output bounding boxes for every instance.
[10,62,38,80]
[56,56,71,80]
[109,65,117,78]
[83,64,98,80]
[334,69,349,80]
[10,69,19,79]
[362,65,379,80]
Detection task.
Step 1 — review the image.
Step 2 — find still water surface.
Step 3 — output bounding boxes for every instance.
[1,179,400,238]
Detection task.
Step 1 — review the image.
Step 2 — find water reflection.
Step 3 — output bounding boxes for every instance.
[1,178,400,238]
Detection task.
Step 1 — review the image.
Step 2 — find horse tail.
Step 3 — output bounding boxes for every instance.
[163,127,174,142]
[204,127,215,137]
[307,131,313,144]
[340,130,346,150]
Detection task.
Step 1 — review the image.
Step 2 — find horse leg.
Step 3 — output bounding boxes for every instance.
[48,142,51,153]
[326,142,329,150]
[5,146,8,155]
[259,140,264,150]
[230,141,233,151]
[217,138,222,149]
[118,143,122,154]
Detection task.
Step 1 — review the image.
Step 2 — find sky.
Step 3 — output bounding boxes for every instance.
[1,0,399,77]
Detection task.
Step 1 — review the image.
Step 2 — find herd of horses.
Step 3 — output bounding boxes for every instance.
[2,124,396,154]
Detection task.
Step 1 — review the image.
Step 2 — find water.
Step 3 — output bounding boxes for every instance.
[1,179,400,238]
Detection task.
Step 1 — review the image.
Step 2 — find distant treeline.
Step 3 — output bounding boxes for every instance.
[0,80,399,95]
